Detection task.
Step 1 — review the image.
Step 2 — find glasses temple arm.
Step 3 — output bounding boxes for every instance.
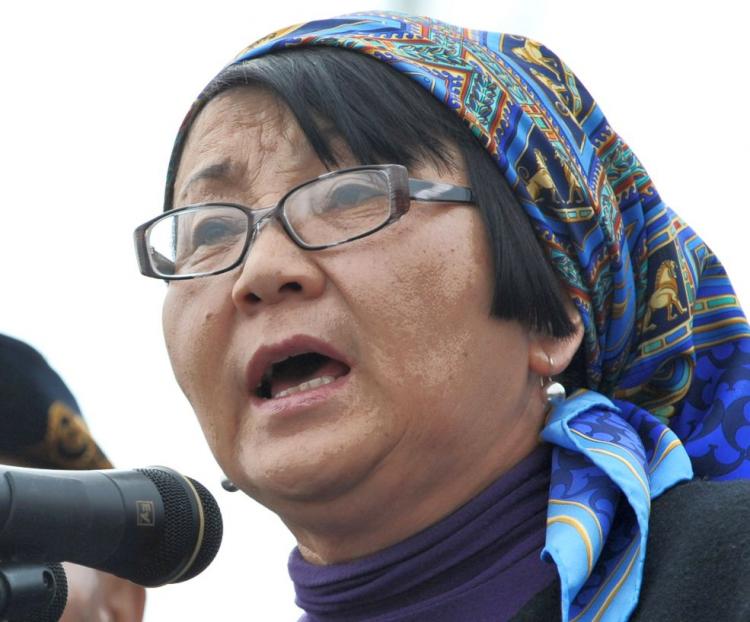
[407,179,474,203]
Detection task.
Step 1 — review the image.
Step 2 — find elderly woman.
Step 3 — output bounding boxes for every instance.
[135,11,750,621]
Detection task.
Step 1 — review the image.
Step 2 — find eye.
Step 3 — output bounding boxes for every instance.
[326,182,382,210]
[190,215,244,248]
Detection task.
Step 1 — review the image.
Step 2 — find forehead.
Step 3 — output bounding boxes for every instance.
[173,87,319,204]
[193,87,295,146]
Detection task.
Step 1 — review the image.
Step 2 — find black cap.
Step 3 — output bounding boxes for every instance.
[0,334,111,469]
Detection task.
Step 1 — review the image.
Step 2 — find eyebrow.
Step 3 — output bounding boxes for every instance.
[178,160,232,201]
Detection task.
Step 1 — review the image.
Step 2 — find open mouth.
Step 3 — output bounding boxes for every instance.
[255,352,351,400]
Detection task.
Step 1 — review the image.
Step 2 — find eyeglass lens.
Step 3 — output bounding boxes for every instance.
[147,169,393,278]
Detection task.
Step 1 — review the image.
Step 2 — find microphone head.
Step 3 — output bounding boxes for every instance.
[45,563,69,622]
[132,468,223,587]
[10,562,68,622]
[177,477,224,583]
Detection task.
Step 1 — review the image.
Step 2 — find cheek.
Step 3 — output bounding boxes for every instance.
[399,209,493,312]
[162,283,233,429]
[332,209,497,392]
[162,285,198,391]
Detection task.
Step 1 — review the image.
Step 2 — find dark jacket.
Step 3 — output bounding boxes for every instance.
[513,478,750,621]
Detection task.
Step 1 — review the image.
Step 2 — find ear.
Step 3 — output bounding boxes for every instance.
[527,297,584,378]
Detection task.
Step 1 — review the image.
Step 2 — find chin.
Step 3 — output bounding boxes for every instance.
[234,433,387,507]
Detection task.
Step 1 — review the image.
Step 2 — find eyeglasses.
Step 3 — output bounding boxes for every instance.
[134,164,474,280]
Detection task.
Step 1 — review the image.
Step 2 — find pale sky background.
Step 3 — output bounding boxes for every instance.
[1,1,747,619]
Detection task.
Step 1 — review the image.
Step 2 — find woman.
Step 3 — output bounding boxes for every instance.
[135,11,750,621]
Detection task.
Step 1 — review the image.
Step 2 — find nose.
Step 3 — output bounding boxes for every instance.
[230,217,326,313]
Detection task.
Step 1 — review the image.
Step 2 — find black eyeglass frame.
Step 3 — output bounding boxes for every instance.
[134,164,475,280]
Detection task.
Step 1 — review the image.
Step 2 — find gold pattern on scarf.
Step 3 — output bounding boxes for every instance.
[553,150,585,205]
[520,149,562,203]
[643,260,687,332]
[527,56,583,124]
[511,38,560,79]
[530,67,567,101]
[24,401,112,469]
[560,61,583,118]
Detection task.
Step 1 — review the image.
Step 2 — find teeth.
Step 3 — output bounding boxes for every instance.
[271,375,337,399]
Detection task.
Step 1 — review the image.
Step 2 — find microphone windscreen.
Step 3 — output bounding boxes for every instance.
[177,477,223,583]
[125,468,223,586]
[10,562,68,622]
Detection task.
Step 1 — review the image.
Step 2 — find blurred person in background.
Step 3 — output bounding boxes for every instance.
[0,334,146,621]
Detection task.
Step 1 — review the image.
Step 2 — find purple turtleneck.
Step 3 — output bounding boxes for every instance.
[288,444,557,621]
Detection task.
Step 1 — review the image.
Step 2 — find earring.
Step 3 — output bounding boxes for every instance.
[541,355,566,407]
[221,477,239,493]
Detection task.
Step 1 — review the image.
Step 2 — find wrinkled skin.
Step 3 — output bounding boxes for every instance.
[163,87,583,564]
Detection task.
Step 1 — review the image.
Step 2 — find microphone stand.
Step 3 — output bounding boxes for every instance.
[0,561,67,622]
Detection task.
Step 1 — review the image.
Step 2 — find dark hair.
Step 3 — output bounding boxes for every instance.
[171,47,578,342]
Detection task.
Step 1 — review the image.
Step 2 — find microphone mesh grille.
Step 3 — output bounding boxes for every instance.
[22,562,68,622]
[175,477,223,582]
[136,467,201,586]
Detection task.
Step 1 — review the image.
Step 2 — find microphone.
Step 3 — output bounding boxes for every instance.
[0,466,222,587]
[0,561,68,622]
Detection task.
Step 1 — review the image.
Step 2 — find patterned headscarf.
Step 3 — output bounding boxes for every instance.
[162,12,750,621]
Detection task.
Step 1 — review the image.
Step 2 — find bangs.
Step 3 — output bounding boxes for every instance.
[198,49,466,175]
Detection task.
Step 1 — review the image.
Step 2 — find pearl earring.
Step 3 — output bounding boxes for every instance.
[541,355,566,407]
[221,477,239,492]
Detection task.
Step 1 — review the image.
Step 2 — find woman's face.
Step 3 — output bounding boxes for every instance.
[164,87,556,536]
